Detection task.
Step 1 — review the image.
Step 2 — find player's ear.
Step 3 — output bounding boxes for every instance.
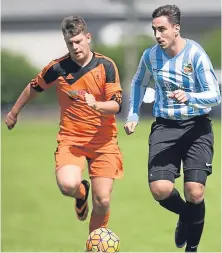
[86,33,92,44]
[175,24,180,36]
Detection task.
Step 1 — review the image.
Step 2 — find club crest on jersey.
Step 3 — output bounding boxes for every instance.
[183,63,193,74]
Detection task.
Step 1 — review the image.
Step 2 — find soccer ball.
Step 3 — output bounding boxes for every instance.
[86,227,120,252]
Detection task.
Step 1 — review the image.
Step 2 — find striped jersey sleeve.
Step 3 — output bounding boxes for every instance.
[126,49,153,122]
[126,39,221,121]
[186,49,221,109]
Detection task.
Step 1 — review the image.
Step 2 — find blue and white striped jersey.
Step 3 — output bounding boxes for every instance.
[127,39,221,121]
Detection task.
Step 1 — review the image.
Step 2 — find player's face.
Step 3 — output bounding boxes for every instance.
[152,16,180,49]
[64,32,91,64]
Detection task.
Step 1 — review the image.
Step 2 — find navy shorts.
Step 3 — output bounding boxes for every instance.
[148,114,214,183]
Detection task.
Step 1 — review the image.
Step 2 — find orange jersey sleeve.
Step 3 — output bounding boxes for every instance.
[103,59,122,101]
[30,55,69,92]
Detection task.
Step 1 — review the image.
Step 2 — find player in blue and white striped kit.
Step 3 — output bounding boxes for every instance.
[124,5,221,252]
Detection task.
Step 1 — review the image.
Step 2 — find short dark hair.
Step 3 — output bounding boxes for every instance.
[152,5,181,25]
[61,16,87,37]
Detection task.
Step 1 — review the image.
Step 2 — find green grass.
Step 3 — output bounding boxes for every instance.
[1,119,221,252]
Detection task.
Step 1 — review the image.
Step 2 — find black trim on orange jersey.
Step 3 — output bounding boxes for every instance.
[30,78,44,92]
[40,52,118,86]
[110,91,122,105]
[110,91,122,113]
[98,59,116,83]
[31,85,44,92]
[43,64,60,84]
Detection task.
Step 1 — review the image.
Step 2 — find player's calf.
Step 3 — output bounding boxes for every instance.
[175,218,187,248]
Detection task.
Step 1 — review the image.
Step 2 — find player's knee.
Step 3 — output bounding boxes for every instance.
[56,165,82,197]
[93,195,110,214]
[149,180,174,201]
[58,179,81,197]
[184,182,205,203]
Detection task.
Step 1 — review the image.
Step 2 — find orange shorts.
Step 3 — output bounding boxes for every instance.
[54,144,123,179]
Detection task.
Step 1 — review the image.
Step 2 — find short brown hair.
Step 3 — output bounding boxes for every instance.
[61,16,87,37]
[152,5,181,25]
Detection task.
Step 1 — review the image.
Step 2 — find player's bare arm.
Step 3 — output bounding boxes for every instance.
[5,83,39,130]
[84,92,120,114]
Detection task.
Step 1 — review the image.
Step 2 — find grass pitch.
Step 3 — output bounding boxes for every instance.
[1,119,221,252]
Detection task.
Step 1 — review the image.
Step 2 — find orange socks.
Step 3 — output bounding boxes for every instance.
[89,211,110,233]
[75,183,86,199]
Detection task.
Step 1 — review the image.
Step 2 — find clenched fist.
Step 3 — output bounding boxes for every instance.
[124,121,138,135]
[84,93,97,110]
[169,90,189,104]
[5,111,18,130]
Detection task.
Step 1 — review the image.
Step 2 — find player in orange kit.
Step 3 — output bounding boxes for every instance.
[5,15,123,234]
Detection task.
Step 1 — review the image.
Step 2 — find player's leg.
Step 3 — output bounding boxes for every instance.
[183,178,206,252]
[55,144,90,221]
[148,119,187,248]
[90,177,113,233]
[88,151,123,233]
[56,164,83,197]
[182,116,213,252]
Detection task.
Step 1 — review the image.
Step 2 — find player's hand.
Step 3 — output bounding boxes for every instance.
[84,93,97,109]
[169,90,188,103]
[124,121,138,135]
[5,111,18,130]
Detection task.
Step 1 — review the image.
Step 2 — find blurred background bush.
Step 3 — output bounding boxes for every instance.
[2,30,221,101]
[2,28,221,117]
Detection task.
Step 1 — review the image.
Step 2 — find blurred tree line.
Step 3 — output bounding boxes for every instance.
[1,29,221,105]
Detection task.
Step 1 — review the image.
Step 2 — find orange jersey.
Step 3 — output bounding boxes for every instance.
[31,52,122,152]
